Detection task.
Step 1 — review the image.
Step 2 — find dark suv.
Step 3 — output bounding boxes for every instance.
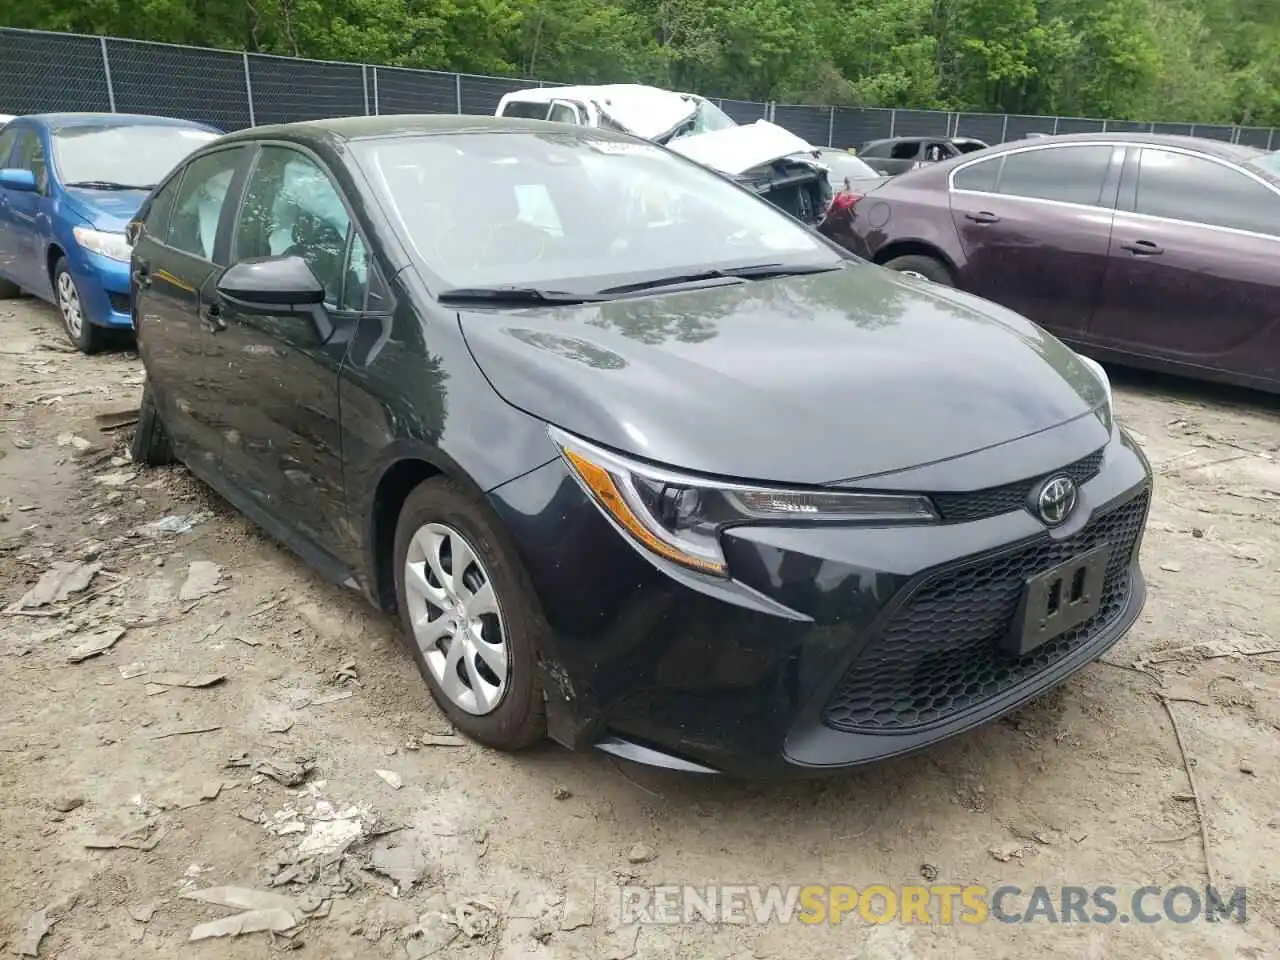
[858,136,989,176]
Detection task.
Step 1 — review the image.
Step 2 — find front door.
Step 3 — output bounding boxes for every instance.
[0,123,23,288]
[949,142,1122,339]
[212,144,358,554]
[132,145,247,467]
[1092,145,1280,380]
[4,127,52,295]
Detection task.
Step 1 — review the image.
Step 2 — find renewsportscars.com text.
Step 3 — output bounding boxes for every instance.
[618,884,1247,926]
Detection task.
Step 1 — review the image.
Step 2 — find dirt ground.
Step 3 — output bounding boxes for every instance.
[1,296,1278,960]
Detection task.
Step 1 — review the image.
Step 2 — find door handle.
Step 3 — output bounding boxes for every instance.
[132,263,151,289]
[1120,239,1163,256]
[200,302,226,333]
[965,211,1001,224]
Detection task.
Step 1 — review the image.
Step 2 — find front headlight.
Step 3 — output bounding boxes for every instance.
[1076,353,1114,429]
[73,226,132,262]
[550,427,938,578]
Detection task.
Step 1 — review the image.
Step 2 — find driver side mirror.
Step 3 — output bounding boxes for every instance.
[0,168,37,192]
[217,255,325,308]
[216,255,332,340]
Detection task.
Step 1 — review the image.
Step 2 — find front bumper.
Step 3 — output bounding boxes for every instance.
[70,250,133,329]
[488,422,1152,779]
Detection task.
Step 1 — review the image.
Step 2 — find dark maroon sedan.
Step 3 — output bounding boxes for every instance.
[819,133,1280,393]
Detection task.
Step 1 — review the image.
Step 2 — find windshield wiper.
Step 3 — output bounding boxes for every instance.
[595,262,842,296]
[65,180,155,190]
[437,286,610,306]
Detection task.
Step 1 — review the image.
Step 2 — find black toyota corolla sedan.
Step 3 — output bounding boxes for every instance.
[125,115,1152,778]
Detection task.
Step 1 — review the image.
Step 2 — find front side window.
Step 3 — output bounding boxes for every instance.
[356,131,842,290]
[233,146,352,304]
[52,124,220,190]
[166,148,242,260]
[11,130,48,192]
[995,145,1114,206]
[0,126,21,168]
[1136,148,1280,237]
[547,102,582,125]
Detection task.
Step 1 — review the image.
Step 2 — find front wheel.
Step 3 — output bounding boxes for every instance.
[393,476,546,750]
[882,254,954,287]
[54,257,108,354]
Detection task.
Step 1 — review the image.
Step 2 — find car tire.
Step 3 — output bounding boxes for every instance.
[130,381,175,467]
[0,276,20,299]
[393,476,547,751]
[54,257,108,354]
[883,254,954,286]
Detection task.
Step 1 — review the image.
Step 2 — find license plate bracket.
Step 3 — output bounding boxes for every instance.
[1006,543,1111,657]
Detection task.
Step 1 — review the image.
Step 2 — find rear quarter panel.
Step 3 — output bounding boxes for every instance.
[844,168,968,274]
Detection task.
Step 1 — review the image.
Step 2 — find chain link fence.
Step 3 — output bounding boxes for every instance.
[2,26,1276,151]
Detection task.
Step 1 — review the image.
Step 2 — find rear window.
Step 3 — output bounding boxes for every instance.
[890,141,920,160]
[499,101,549,120]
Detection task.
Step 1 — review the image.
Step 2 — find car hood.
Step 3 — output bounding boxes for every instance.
[458,266,1109,485]
[667,120,819,176]
[61,187,149,232]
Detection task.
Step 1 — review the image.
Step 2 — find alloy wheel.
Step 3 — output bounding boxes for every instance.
[57,271,83,338]
[402,522,509,715]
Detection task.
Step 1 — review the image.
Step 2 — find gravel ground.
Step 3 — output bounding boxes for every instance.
[2,296,1279,959]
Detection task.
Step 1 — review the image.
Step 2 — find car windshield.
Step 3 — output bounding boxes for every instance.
[688,99,737,135]
[355,131,843,291]
[820,152,880,180]
[53,124,221,188]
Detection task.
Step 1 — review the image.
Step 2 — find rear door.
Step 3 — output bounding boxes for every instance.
[132,145,248,466]
[948,142,1122,338]
[1092,146,1280,376]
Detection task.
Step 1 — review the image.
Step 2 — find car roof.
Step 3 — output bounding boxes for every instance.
[217,113,639,146]
[16,112,219,133]
[970,131,1268,164]
[496,83,683,106]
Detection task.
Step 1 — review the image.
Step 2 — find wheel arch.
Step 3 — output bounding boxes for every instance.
[46,242,66,288]
[364,445,501,613]
[873,239,959,279]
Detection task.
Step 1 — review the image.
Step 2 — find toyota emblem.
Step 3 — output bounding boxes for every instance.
[1036,475,1078,526]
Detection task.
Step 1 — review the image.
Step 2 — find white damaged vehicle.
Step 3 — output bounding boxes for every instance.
[495,84,834,225]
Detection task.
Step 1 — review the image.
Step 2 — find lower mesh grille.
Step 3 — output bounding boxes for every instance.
[822,487,1149,733]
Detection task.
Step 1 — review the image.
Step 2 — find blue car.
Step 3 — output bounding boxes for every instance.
[0,113,222,352]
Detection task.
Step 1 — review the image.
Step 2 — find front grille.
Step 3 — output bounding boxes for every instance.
[822,487,1149,733]
[930,449,1105,523]
[107,292,130,315]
